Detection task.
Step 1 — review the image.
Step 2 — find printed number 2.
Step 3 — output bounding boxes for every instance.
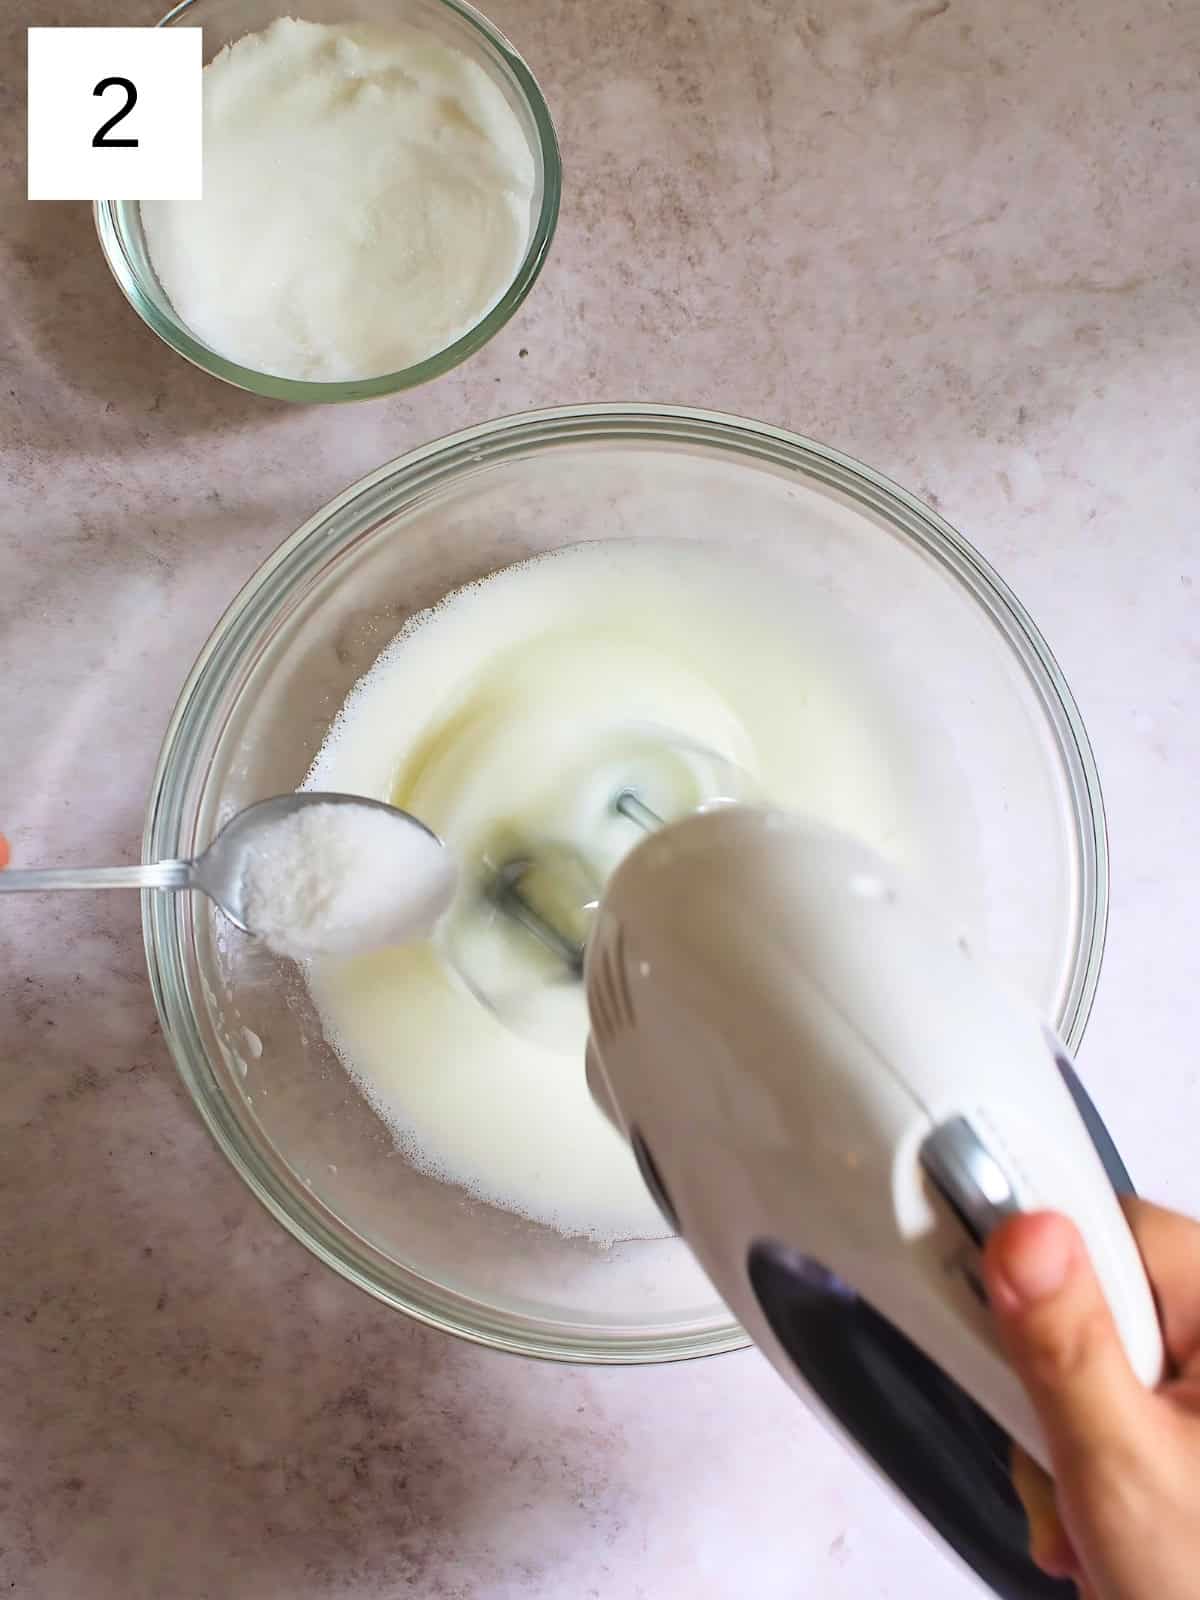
[92,76,138,148]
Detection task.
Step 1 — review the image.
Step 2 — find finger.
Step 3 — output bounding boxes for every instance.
[983,1212,1156,1473]
[1121,1196,1200,1368]
[0,833,9,870]
[1011,1446,1077,1579]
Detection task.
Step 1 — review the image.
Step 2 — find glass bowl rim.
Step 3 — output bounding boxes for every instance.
[92,0,562,404]
[143,402,1109,1361]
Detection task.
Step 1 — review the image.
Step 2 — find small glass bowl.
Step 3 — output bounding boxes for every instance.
[144,405,1108,1363]
[93,0,561,402]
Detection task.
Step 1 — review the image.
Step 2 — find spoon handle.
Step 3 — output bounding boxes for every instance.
[0,861,194,893]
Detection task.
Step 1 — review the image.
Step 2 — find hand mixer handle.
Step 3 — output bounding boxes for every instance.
[750,1049,1134,1600]
[750,1249,1077,1600]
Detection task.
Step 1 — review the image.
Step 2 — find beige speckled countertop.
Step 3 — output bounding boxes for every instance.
[3,0,1199,1595]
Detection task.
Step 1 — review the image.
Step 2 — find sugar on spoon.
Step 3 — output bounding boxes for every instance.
[0,793,458,959]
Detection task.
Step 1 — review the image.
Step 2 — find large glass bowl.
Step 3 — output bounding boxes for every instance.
[94,0,560,403]
[144,405,1107,1361]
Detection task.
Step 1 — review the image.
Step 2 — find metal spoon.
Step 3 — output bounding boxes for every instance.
[0,792,441,935]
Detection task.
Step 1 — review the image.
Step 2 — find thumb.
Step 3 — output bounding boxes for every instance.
[983,1211,1153,1474]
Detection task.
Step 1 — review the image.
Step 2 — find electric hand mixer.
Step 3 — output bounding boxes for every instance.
[492,801,1165,1598]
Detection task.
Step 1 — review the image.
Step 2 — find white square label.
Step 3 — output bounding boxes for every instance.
[27,27,202,201]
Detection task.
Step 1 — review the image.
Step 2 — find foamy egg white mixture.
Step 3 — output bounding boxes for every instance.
[142,17,534,382]
[303,540,915,1245]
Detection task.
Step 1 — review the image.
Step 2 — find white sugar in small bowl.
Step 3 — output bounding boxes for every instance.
[94,0,560,403]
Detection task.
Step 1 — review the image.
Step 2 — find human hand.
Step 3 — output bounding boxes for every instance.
[0,834,9,870]
[983,1199,1200,1599]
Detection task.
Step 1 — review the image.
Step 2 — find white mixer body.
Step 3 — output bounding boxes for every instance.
[585,807,1163,1474]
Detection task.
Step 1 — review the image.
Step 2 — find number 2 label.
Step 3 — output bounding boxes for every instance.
[92,76,138,148]
[27,27,201,201]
